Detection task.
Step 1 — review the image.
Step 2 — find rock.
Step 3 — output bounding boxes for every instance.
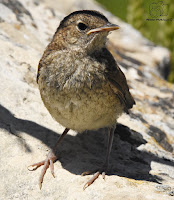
[0,0,174,199]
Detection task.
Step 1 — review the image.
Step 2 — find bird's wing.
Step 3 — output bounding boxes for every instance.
[107,63,135,113]
[103,49,135,113]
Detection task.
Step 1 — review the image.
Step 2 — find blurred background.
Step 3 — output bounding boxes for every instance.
[96,0,174,83]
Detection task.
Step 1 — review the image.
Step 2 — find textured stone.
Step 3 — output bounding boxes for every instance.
[0,0,174,199]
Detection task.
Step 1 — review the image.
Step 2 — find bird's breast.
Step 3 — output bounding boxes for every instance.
[38,50,124,132]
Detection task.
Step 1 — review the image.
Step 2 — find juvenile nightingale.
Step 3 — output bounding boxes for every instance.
[29,10,135,189]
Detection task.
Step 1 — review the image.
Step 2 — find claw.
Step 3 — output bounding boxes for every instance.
[81,171,92,176]
[83,171,100,190]
[38,159,50,189]
[28,150,57,189]
[28,161,45,171]
[50,159,55,178]
[28,128,69,189]
[102,171,105,180]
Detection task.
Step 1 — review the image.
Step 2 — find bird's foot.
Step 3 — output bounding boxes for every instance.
[82,169,106,190]
[28,150,57,189]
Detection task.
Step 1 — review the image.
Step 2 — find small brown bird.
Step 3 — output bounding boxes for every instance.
[29,10,135,189]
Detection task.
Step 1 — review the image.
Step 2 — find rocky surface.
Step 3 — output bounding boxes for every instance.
[0,0,174,199]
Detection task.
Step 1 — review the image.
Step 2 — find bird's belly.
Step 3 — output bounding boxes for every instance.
[40,85,123,132]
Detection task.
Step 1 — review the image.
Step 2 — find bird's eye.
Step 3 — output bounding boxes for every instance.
[77,22,88,31]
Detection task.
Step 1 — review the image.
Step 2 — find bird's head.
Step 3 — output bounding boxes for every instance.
[49,10,119,52]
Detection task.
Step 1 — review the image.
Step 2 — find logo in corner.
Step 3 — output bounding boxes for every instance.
[149,1,169,18]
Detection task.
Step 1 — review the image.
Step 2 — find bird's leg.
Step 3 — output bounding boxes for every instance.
[28,128,69,189]
[83,126,115,190]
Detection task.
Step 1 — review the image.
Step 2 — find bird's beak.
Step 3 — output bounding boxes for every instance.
[87,23,119,35]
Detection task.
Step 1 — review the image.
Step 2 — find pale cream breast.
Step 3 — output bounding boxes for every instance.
[39,80,123,132]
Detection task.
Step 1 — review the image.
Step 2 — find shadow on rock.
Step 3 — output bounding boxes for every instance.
[130,112,173,152]
[0,104,173,183]
[0,104,58,152]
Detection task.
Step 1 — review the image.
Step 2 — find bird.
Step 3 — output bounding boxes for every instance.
[28,10,135,189]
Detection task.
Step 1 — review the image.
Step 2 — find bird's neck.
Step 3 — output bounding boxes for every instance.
[86,34,107,54]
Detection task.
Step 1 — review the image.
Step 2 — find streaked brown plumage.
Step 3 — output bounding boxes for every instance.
[29,10,135,189]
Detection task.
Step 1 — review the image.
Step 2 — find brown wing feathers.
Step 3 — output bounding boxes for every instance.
[108,64,135,113]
